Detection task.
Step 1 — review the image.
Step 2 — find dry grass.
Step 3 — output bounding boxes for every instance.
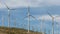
[0,26,43,34]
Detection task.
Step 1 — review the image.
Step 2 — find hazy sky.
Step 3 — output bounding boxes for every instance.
[0,0,60,8]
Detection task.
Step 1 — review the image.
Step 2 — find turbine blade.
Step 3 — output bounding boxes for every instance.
[23,16,28,20]
[28,6,30,12]
[27,6,30,14]
[10,9,16,10]
[4,2,16,10]
[4,2,10,9]
[30,15,37,20]
[47,12,52,17]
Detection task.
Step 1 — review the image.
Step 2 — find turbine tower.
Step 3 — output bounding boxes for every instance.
[55,16,60,34]
[38,17,42,32]
[32,25,34,31]
[24,6,36,34]
[48,12,54,34]
[38,16,44,32]
[56,22,59,34]
[12,18,17,32]
[14,18,17,28]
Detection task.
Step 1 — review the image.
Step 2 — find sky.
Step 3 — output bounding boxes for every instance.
[0,0,60,8]
[0,0,60,34]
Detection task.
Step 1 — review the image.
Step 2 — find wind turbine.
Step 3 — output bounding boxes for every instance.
[4,2,15,27]
[31,25,35,32]
[24,6,36,34]
[31,26,35,34]
[4,2,16,34]
[42,17,45,33]
[38,16,45,33]
[38,17,42,32]
[13,18,17,28]
[30,25,36,32]
[12,18,17,32]
[47,12,60,34]
[54,16,60,34]
[19,23,27,29]
[47,12,55,34]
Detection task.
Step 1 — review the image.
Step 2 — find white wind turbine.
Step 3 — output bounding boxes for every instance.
[48,12,55,34]
[47,12,60,34]
[4,2,16,28]
[38,16,45,33]
[31,25,35,32]
[53,18,60,34]
[54,15,60,34]
[55,22,60,34]
[3,2,16,34]
[24,6,36,34]
[12,18,17,33]
[13,18,17,28]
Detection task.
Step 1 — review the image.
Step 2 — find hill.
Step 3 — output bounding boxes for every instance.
[0,26,43,34]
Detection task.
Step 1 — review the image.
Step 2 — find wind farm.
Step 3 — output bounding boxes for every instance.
[0,0,60,34]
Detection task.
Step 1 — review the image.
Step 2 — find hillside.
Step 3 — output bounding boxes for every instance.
[0,26,43,34]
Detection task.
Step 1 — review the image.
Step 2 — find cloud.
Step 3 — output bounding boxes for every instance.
[36,15,60,29]
[37,15,60,22]
[46,0,60,5]
[37,15,52,20]
[0,0,29,8]
[55,17,60,27]
[23,15,60,23]
[55,17,60,22]
[0,0,60,8]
